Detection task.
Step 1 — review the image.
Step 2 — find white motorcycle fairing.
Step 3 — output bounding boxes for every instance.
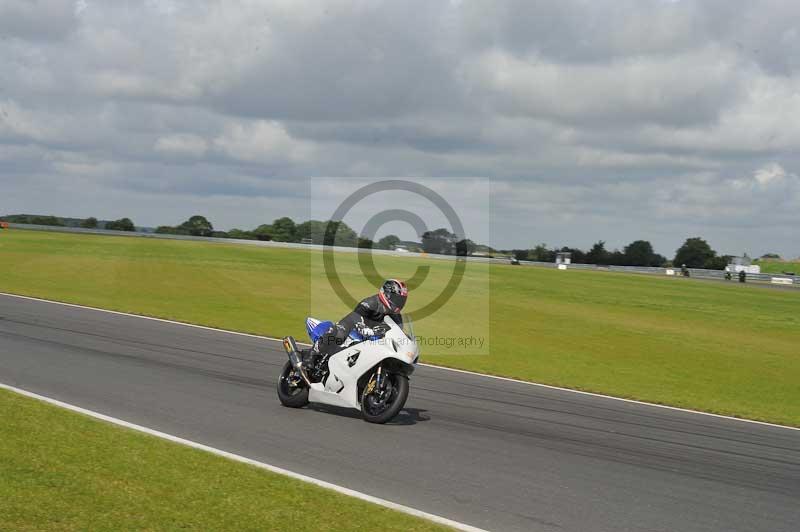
[307,316,418,410]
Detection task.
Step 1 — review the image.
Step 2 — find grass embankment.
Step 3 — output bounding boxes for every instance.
[1,229,799,426]
[757,260,800,274]
[0,388,449,531]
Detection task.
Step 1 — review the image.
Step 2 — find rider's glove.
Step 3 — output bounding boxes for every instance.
[356,322,374,337]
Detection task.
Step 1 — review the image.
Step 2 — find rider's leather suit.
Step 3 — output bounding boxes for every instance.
[312,294,403,361]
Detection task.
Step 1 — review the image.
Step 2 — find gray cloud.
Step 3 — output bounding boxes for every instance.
[1,0,799,258]
[0,0,78,42]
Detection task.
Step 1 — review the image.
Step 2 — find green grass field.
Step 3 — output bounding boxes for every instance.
[757,260,800,274]
[2,229,800,426]
[0,388,447,531]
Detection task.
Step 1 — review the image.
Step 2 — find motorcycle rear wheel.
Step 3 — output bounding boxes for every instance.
[360,373,409,424]
[277,361,309,408]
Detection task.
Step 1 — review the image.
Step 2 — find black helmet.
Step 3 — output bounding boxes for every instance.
[378,279,408,313]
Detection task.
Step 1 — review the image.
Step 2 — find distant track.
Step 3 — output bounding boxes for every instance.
[1,294,799,531]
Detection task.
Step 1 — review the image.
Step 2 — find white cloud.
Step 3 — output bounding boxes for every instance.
[753,163,788,187]
[74,1,88,17]
[213,120,314,164]
[154,134,209,157]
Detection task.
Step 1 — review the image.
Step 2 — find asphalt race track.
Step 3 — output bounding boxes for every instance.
[1,294,799,531]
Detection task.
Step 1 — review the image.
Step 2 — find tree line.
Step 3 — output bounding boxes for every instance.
[155,215,409,249]
[507,240,667,267]
[2,213,763,269]
[188,217,750,269]
[0,214,135,231]
[155,216,494,255]
[506,237,741,269]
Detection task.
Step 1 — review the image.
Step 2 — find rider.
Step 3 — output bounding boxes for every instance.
[311,279,408,367]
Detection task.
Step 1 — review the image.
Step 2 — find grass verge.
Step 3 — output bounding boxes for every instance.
[0,388,449,531]
[756,260,800,274]
[1,229,799,426]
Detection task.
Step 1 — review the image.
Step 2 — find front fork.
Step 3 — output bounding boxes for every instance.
[366,365,388,399]
[376,365,385,392]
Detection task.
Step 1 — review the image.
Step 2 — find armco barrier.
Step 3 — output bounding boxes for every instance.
[8,223,799,287]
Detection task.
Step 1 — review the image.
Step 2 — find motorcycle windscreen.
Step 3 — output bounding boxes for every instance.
[391,314,414,340]
[401,315,414,340]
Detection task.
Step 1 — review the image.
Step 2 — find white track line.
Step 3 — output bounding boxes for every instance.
[0,382,487,532]
[2,291,798,432]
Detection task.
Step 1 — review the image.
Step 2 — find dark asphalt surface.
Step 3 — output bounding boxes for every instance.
[1,294,799,532]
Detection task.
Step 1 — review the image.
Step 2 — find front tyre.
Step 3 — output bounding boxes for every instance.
[277,361,309,408]
[361,373,409,424]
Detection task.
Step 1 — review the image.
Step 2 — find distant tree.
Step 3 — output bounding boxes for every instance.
[377,234,402,250]
[270,217,297,242]
[759,253,781,260]
[295,220,319,244]
[674,237,716,268]
[252,224,273,241]
[227,228,255,240]
[586,241,609,265]
[528,243,554,262]
[651,253,667,267]
[322,220,357,247]
[106,218,135,231]
[337,222,358,247]
[607,249,626,266]
[421,228,457,255]
[80,217,98,229]
[622,240,666,267]
[29,215,65,226]
[512,249,529,261]
[178,215,214,237]
[155,225,178,234]
[357,237,374,249]
[456,238,477,256]
[706,254,731,271]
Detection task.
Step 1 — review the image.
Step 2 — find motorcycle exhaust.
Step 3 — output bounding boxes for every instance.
[282,336,311,386]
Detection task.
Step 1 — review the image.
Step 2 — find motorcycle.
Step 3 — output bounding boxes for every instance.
[277,315,419,424]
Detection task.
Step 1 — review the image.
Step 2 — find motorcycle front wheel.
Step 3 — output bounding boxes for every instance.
[360,373,409,424]
[277,361,309,408]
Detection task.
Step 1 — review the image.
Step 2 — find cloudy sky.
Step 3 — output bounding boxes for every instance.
[2,0,799,257]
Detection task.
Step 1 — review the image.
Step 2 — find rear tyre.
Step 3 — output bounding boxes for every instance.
[277,361,309,408]
[361,373,409,424]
